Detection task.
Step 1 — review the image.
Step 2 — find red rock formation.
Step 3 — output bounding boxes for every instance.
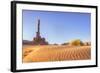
[33,19,48,45]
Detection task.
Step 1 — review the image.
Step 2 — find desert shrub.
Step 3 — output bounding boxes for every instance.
[70,39,84,46]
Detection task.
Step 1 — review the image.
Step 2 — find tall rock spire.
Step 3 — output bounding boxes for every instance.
[33,18,48,45]
[36,19,40,38]
[38,19,40,36]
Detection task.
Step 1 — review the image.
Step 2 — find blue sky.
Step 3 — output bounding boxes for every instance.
[22,10,91,44]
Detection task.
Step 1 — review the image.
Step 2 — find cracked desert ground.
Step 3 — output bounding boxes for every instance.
[22,45,91,63]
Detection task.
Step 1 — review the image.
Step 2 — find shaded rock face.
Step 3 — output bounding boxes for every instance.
[33,37,48,45]
[32,19,48,45]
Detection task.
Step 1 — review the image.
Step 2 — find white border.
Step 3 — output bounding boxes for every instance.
[16,3,96,70]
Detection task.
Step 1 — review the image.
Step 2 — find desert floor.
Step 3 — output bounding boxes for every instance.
[22,45,91,63]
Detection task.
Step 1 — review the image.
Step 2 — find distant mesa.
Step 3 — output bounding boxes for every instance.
[53,43,58,45]
[23,40,33,45]
[84,42,91,46]
[62,39,91,46]
[62,43,69,45]
[69,39,91,46]
[69,39,84,46]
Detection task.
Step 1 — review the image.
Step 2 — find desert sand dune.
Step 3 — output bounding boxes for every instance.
[23,45,91,63]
